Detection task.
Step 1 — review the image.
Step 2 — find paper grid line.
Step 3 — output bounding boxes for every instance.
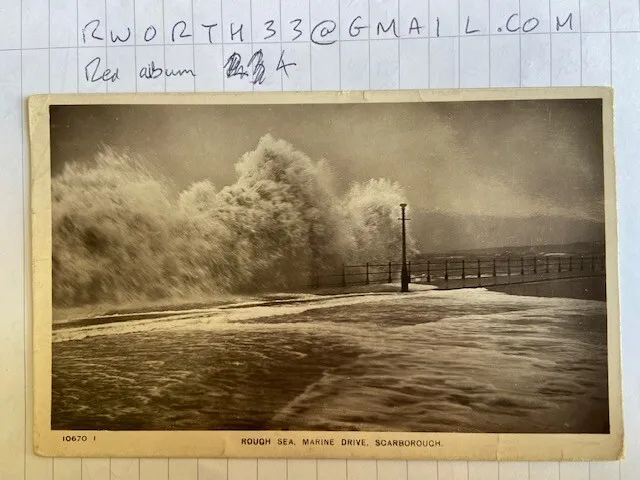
[1,0,639,478]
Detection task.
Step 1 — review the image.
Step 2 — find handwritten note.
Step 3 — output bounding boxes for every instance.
[60,2,585,91]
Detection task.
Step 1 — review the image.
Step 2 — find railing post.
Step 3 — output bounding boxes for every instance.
[365,262,370,285]
[387,261,392,283]
[342,264,346,287]
[408,261,411,282]
[533,255,537,274]
[558,257,562,273]
[427,261,431,282]
[591,255,595,271]
[569,256,572,272]
[520,256,524,276]
[492,258,496,277]
[580,256,584,271]
[507,256,511,277]
[461,259,465,280]
[546,256,550,274]
[477,258,481,279]
[445,259,449,280]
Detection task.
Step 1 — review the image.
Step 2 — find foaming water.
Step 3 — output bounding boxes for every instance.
[52,287,608,433]
[52,139,414,309]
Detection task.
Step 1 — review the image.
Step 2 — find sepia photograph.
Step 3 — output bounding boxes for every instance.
[30,89,622,460]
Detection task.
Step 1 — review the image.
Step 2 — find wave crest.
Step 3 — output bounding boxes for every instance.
[52,136,415,308]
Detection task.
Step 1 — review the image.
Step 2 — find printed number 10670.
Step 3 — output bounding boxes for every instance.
[62,435,94,442]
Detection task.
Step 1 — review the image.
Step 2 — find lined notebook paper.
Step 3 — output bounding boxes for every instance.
[1,0,639,478]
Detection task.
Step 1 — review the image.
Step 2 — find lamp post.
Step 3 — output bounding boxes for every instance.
[399,203,409,293]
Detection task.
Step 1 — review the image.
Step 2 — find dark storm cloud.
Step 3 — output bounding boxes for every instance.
[50,99,604,221]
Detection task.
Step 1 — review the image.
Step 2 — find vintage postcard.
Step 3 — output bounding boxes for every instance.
[29,89,622,460]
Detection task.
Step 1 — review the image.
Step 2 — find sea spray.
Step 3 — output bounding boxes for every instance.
[52,148,179,306]
[342,178,417,264]
[52,135,416,308]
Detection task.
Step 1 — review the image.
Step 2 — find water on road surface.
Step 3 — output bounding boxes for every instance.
[52,283,608,433]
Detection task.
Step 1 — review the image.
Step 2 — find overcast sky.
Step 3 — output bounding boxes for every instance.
[50,99,604,222]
